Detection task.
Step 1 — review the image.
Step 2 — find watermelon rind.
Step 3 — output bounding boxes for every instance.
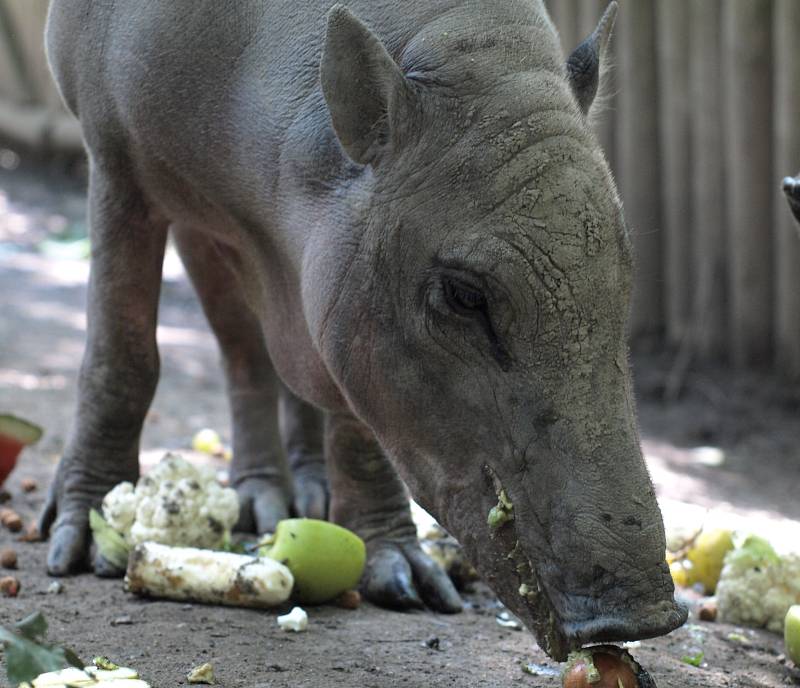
[0,415,43,445]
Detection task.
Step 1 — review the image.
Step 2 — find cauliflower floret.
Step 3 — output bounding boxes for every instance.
[101,481,137,538]
[102,452,239,550]
[717,537,800,633]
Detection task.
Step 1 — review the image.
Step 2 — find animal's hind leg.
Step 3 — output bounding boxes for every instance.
[172,226,327,533]
[39,157,168,575]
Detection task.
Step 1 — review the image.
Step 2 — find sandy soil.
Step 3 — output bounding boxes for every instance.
[1,159,800,687]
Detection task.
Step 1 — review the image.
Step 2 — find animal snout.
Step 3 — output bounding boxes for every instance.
[561,598,688,648]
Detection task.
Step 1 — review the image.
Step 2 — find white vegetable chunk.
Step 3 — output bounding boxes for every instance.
[277,606,308,632]
[125,543,293,608]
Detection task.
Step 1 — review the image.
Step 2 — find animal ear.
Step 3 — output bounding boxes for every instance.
[565,1,618,114]
[320,5,410,165]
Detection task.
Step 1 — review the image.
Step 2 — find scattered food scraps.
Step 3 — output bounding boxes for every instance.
[698,599,718,622]
[786,605,800,665]
[561,646,651,688]
[125,542,293,608]
[1,546,18,568]
[0,415,43,486]
[1,506,23,532]
[47,581,63,595]
[98,453,239,554]
[495,611,522,630]
[258,519,365,604]
[191,428,224,456]
[20,477,37,492]
[334,589,361,610]
[680,651,705,668]
[716,535,800,632]
[1,575,20,597]
[277,607,308,632]
[187,662,216,685]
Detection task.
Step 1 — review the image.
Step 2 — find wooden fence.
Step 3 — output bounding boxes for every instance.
[0,0,81,153]
[1,0,799,377]
[548,0,800,378]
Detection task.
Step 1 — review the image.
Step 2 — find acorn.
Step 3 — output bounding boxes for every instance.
[562,645,656,688]
[0,547,17,569]
[0,575,20,597]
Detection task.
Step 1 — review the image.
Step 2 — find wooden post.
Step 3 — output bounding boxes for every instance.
[689,0,727,361]
[774,0,800,378]
[579,0,617,174]
[546,0,579,57]
[723,0,774,368]
[656,0,691,346]
[616,0,663,338]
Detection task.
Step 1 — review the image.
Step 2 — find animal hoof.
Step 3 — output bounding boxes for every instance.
[361,541,463,614]
[46,519,91,576]
[232,476,291,535]
[291,462,329,521]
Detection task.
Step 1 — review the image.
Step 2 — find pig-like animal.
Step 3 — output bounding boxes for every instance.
[42,0,686,659]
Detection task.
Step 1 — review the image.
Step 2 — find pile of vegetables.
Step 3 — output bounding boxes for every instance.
[91,453,366,609]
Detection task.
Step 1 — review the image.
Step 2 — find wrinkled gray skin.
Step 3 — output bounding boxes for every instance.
[783,175,800,226]
[43,0,686,659]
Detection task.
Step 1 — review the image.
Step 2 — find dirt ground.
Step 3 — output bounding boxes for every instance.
[1,157,800,687]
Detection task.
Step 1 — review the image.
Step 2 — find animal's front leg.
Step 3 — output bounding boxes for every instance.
[325,411,462,613]
[39,162,168,575]
[782,174,800,224]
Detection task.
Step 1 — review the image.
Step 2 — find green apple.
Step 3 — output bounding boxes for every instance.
[260,519,366,604]
[786,605,800,666]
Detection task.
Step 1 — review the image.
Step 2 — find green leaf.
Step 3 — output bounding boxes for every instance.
[680,651,704,667]
[89,509,131,570]
[0,626,82,687]
[14,613,48,642]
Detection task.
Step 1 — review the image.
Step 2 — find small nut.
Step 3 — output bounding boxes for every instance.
[0,547,17,569]
[0,507,23,532]
[698,599,718,622]
[20,478,37,492]
[0,575,20,597]
[334,589,361,609]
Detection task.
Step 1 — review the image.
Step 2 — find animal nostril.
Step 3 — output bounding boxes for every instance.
[532,408,558,433]
[623,515,642,528]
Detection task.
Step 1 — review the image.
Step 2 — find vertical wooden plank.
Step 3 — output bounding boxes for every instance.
[656,0,691,345]
[547,0,579,57]
[723,0,774,368]
[689,0,727,360]
[579,0,617,173]
[774,0,800,378]
[616,0,663,338]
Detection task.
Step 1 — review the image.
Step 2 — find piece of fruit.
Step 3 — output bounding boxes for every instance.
[669,560,690,588]
[191,428,223,456]
[561,646,651,688]
[20,478,37,492]
[277,606,308,632]
[0,575,20,597]
[186,662,215,684]
[259,518,366,604]
[786,605,800,666]
[685,528,734,593]
[1,547,18,569]
[0,415,43,486]
[1,507,23,532]
[89,509,131,570]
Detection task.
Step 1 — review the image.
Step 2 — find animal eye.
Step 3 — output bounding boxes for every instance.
[442,277,487,315]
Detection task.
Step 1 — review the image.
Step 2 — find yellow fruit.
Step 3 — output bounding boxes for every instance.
[686,528,734,594]
[191,428,222,455]
[669,560,691,588]
[260,519,366,604]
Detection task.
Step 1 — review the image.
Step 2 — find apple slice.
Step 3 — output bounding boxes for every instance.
[260,519,366,604]
[0,415,43,486]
